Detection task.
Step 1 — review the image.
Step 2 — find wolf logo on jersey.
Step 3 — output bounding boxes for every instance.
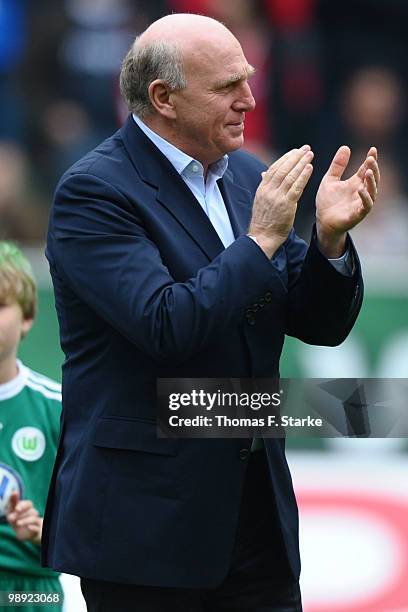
[0,462,24,523]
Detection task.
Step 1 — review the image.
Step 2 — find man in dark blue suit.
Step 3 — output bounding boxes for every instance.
[42,13,380,612]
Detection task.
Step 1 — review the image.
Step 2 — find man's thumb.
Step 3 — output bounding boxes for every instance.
[325,145,351,180]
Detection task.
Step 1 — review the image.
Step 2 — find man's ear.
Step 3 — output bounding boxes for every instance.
[148,79,177,119]
[21,318,34,339]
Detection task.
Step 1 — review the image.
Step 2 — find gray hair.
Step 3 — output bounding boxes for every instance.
[120,37,187,118]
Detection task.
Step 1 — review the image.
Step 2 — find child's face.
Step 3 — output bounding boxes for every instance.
[0,301,32,362]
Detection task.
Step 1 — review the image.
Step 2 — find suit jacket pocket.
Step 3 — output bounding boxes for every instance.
[91,416,180,456]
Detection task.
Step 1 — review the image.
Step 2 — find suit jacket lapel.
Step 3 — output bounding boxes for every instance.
[156,165,225,261]
[120,116,252,260]
[121,116,225,261]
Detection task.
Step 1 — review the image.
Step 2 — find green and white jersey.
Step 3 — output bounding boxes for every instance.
[0,360,61,577]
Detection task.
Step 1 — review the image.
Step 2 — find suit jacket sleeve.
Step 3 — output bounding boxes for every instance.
[48,172,285,363]
[284,226,363,346]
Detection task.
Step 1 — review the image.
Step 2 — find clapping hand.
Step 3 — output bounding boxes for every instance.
[316,146,380,257]
[249,146,314,257]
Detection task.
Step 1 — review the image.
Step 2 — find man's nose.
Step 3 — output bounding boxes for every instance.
[233,82,256,112]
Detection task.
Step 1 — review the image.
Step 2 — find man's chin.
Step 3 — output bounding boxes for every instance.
[224,134,245,154]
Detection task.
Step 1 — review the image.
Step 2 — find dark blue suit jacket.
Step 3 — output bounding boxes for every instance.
[42,116,363,587]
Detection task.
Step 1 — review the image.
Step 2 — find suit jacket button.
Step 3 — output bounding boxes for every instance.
[240,448,250,460]
[246,314,256,326]
[264,292,272,302]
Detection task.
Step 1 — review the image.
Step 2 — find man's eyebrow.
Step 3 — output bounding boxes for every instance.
[213,65,256,90]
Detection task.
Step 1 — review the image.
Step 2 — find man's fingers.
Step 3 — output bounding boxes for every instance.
[287,164,314,204]
[367,157,380,185]
[357,156,380,185]
[365,169,377,201]
[325,145,351,180]
[270,147,312,187]
[262,145,310,183]
[358,187,374,213]
[280,151,314,191]
[358,149,378,209]
[262,149,296,183]
[367,146,378,160]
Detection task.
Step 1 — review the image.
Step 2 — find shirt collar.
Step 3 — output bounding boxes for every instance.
[0,360,27,401]
[132,114,228,180]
